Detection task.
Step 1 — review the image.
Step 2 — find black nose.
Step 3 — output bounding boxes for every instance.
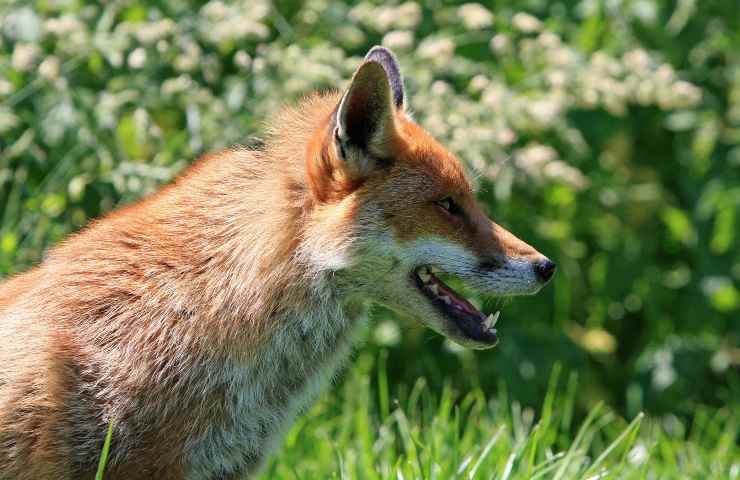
[534,259,556,283]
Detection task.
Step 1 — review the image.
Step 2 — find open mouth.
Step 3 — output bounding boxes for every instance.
[412,266,499,347]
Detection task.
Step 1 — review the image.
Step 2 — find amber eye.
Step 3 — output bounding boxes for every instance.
[435,197,463,216]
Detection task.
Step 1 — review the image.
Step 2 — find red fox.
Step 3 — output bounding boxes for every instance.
[0,47,555,479]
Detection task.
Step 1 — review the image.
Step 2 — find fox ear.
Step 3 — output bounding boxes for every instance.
[334,49,403,168]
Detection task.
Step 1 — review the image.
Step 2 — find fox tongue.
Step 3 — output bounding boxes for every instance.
[420,270,484,318]
[437,281,480,317]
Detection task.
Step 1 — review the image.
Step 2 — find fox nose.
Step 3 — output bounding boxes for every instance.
[534,259,556,283]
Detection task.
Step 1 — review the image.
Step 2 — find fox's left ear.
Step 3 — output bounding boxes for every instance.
[334,47,405,166]
[309,48,405,202]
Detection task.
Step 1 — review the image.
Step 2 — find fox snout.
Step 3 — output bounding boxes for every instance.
[462,208,556,294]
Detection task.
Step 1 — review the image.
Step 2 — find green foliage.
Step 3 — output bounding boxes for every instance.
[1,0,738,471]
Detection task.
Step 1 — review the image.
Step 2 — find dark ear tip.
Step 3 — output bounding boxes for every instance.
[363,46,404,108]
[365,46,397,61]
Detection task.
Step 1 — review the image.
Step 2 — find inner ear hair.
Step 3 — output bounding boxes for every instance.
[335,60,397,160]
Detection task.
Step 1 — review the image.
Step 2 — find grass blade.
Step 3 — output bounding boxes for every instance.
[95,420,114,480]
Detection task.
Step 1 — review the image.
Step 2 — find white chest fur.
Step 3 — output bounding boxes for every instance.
[184,301,363,479]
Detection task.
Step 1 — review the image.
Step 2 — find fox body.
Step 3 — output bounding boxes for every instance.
[0,48,554,479]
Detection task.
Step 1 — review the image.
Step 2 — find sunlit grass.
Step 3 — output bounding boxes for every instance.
[250,354,736,479]
[95,421,114,480]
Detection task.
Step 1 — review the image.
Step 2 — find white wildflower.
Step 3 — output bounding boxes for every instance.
[603,93,627,116]
[632,0,658,24]
[495,127,517,146]
[519,39,539,59]
[39,56,60,80]
[383,30,414,51]
[468,75,489,93]
[68,175,88,201]
[352,2,421,32]
[161,75,193,97]
[135,19,176,44]
[516,143,558,171]
[201,1,229,19]
[457,3,494,30]
[0,80,14,96]
[512,12,542,33]
[537,32,561,49]
[337,26,366,48]
[174,40,201,72]
[656,63,675,83]
[591,51,622,76]
[374,7,398,32]
[635,79,655,105]
[44,15,84,37]
[431,81,452,96]
[11,43,39,71]
[527,96,563,128]
[623,48,651,72]
[4,7,42,42]
[481,84,507,107]
[199,0,269,43]
[156,40,170,54]
[670,80,702,108]
[545,69,568,88]
[234,50,252,69]
[0,107,20,133]
[543,161,589,189]
[489,33,511,54]
[396,2,423,30]
[418,37,455,65]
[547,46,577,67]
[128,48,147,69]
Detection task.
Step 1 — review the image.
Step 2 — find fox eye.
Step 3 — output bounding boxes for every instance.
[435,197,463,216]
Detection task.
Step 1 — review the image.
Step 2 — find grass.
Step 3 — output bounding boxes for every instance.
[92,351,737,478]
[95,421,114,480]
[253,353,737,479]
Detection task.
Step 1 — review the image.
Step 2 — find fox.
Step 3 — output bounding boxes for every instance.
[0,46,555,479]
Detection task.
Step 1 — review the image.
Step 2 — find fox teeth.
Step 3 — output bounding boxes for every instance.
[484,311,500,329]
[428,284,439,295]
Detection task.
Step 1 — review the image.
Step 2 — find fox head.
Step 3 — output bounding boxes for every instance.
[302,47,555,349]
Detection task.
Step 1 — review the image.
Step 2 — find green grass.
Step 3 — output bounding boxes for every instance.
[95,421,114,480]
[255,353,738,479]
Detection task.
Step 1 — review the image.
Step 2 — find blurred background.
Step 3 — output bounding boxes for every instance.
[0,0,738,427]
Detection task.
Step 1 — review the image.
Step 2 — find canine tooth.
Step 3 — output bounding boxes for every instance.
[484,311,500,329]
[428,284,439,295]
